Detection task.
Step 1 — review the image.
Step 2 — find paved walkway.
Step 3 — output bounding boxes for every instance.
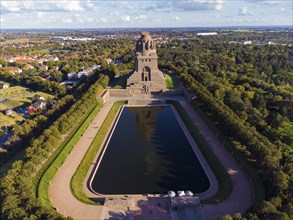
[180,101,252,219]
[49,103,114,219]
[49,95,252,220]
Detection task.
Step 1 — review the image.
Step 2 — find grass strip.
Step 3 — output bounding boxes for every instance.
[164,73,179,89]
[70,100,127,204]
[192,102,265,204]
[167,100,232,203]
[34,103,102,208]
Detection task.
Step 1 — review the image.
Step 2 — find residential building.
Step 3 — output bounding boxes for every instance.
[0,67,22,74]
[0,83,9,89]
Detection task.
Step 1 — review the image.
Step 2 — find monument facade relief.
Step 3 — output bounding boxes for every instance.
[127,32,166,94]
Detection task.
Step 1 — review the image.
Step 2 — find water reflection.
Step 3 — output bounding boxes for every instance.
[91,106,210,194]
[129,107,164,176]
[129,107,163,141]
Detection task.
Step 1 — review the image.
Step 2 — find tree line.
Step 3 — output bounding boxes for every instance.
[158,38,292,219]
[0,74,109,219]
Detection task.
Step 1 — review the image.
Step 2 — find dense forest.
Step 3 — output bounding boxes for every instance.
[158,38,292,219]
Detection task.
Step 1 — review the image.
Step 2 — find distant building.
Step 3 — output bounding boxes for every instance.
[67,72,76,79]
[65,54,78,60]
[41,72,51,79]
[23,64,34,70]
[0,83,9,89]
[33,94,45,101]
[0,67,22,74]
[197,32,217,36]
[39,65,48,71]
[48,56,59,61]
[244,41,252,45]
[37,58,47,65]
[51,66,59,71]
[106,58,113,64]
[28,100,46,114]
[5,109,13,116]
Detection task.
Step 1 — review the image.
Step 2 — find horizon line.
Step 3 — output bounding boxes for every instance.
[1,25,292,31]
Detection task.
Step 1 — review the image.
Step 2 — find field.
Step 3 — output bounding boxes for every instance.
[0,111,25,136]
[0,38,30,45]
[0,39,48,46]
[0,84,54,109]
[0,85,29,98]
[0,85,54,136]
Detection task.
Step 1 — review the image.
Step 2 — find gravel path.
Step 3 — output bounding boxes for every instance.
[49,103,113,219]
[180,101,252,219]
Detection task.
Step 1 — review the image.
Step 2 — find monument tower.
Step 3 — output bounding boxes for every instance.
[127,32,166,94]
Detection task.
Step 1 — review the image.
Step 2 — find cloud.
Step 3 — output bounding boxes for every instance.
[121,15,131,22]
[0,1,22,13]
[110,0,224,13]
[37,12,45,19]
[238,6,254,16]
[95,18,108,23]
[134,15,148,20]
[173,16,180,20]
[280,8,287,12]
[83,0,99,11]
[245,0,283,6]
[109,11,119,16]
[62,18,73,24]
[171,0,224,11]
[0,0,86,14]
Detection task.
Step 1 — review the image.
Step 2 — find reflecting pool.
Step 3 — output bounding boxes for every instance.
[90,106,210,194]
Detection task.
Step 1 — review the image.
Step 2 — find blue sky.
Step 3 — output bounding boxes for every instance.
[0,0,292,29]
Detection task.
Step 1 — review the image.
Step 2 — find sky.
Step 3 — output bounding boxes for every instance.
[0,0,292,29]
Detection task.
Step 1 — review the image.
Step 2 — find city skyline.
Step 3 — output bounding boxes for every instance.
[1,0,292,29]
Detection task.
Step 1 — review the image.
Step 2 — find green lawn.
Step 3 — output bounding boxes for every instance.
[0,112,25,136]
[164,73,179,89]
[38,49,50,54]
[3,98,31,108]
[0,86,29,98]
[109,73,130,89]
[1,88,54,109]
[0,104,6,111]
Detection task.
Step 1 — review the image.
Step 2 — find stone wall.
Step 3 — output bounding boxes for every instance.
[128,99,166,105]
[108,89,131,97]
[98,90,110,104]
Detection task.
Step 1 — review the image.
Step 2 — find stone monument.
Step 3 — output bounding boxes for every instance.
[127,32,166,94]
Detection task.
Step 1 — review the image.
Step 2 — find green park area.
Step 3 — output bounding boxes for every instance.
[0,84,54,135]
[0,84,54,109]
[164,72,179,89]
[0,111,25,136]
[109,71,131,89]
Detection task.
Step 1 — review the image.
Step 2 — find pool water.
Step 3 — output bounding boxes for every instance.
[90,106,210,195]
